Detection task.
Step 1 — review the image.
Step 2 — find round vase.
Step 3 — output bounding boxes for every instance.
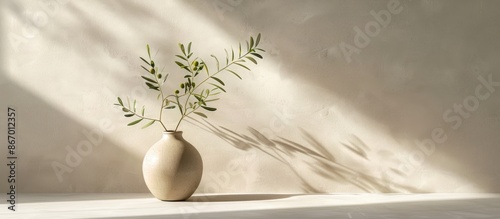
[142,131,203,201]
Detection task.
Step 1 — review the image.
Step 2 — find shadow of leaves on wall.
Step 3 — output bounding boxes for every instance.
[187,118,423,193]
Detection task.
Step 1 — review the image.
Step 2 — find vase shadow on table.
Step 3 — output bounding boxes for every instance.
[186,119,423,193]
[186,194,300,202]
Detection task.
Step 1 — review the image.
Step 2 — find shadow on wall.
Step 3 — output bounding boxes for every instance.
[187,119,423,193]
[0,81,147,193]
[2,0,198,194]
[181,0,500,192]
[1,0,178,194]
[5,0,500,193]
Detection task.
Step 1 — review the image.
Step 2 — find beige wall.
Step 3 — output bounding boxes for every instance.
[1,0,500,193]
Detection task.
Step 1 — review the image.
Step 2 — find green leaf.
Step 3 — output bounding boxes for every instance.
[133,99,137,111]
[140,57,150,66]
[251,53,263,59]
[128,119,142,126]
[117,97,124,106]
[201,106,217,111]
[238,43,242,57]
[256,48,266,52]
[179,43,186,55]
[231,47,234,61]
[145,82,159,90]
[200,58,210,75]
[164,105,176,109]
[122,107,129,112]
[141,65,150,73]
[194,112,207,118]
[235,63,250,71]
[163,73,169,83]
[141,76,156,83]
[141,106,145,116]
[188,42,192,54]
[224,49,229,65]
[124,114,134,117]
[141,120,155,129]
[211,76,225,86]
[193,94,203,102]
[226,69,242,79]
[147,44,151,59]
[184,74,192,78]
[250,36,254,49]
[209,83,226,92]
[256,33,261,46]
[211,55,220,70]
[175,61,185,68]
[246,56,257,64]
[176,55,187,61]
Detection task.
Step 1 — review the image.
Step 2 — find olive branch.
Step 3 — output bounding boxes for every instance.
[115,34,265,132]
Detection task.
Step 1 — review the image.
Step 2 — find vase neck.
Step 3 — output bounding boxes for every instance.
[162,131,183,140]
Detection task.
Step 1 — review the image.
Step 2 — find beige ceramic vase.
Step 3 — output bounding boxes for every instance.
[142,131,203,201]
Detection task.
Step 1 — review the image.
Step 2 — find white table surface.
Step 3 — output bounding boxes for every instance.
[1,193,499,219]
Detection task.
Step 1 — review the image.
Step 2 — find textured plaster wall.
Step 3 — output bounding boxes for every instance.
[1,0,500,193]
